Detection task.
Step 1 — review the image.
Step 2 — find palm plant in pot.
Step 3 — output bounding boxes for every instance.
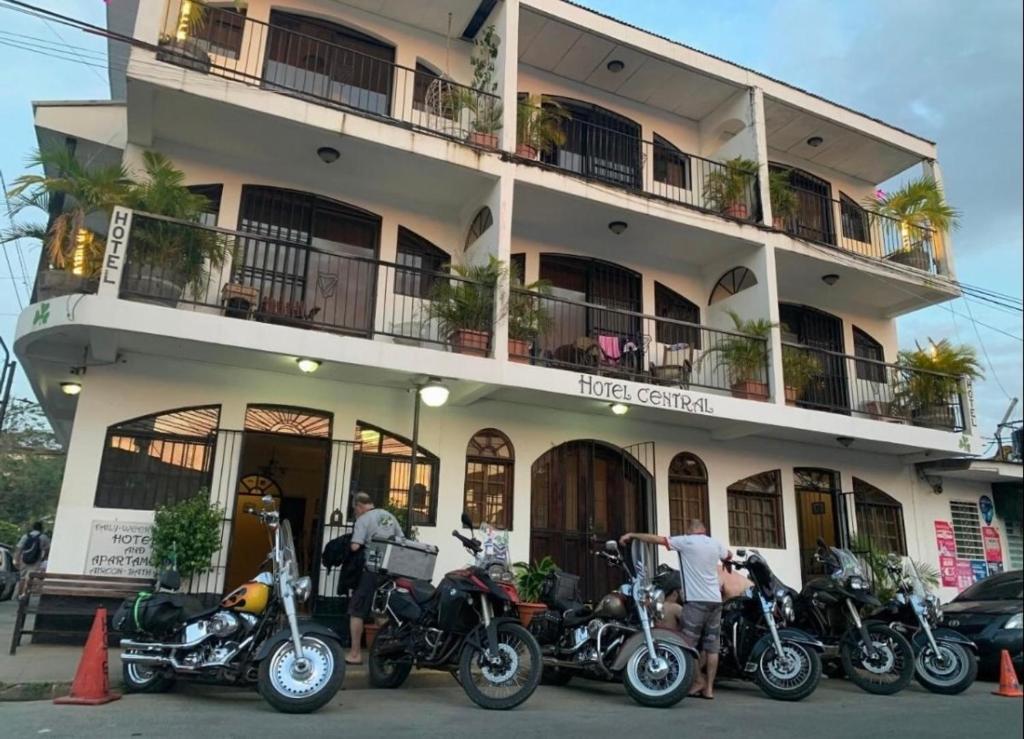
[508,262,552,362]
[782,344,822,405]
[3,147,132,300]
[864,178,959,272]
[513,556,556,627]
[703,156,758,220]
[515,96,569,159]
[428,256,504,356]
[701,311,774,400]
[769,168,799,230]
[895,339,982,428]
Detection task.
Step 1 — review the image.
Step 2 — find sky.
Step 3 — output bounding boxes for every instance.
[0,0,1022,447]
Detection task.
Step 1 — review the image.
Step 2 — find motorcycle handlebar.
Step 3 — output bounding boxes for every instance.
[451,530,482,553]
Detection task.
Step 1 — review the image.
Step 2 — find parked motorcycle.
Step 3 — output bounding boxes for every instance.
[118,495,345,713]
[367,514,542,710]
[530,539,697,708]
[878,554,978,694]
[791,539,915,695]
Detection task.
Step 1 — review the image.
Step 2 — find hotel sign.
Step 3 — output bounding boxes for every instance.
[577,374,714,415]
[85,520,155,578]
[101,206,132,291]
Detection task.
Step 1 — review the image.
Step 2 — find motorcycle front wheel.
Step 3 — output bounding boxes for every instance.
[258,635,345,714]
[622,641,694,708]
[840,623,915,695]
[915,641,977,695]
[753,641,822,701]
[459,622,541,710]
[368,624,413,689]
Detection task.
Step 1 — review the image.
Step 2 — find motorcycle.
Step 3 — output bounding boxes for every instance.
[118,495,345,713]
[791,539,915,695]
[530,539,697,708]
[367,513,542,710]
[666,549,824,701]
[878,554,978,694]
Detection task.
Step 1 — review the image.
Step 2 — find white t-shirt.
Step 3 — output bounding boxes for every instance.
[665,534,728,603]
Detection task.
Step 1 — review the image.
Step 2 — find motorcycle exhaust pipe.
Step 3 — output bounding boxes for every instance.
[121,651,171,666]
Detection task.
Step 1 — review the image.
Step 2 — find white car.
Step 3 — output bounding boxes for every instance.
[0,545,18,601]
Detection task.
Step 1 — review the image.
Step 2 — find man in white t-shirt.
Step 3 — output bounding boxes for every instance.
[621,519,731,699]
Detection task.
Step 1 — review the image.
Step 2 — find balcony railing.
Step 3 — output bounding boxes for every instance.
[515,107,761,223]
[781,342,965,431]
[118,212,496,356]
[157,1,501,144]
[776,187,941,275]
[511,288,771,399]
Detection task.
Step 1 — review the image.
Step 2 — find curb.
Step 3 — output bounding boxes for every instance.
[0,681,73,702]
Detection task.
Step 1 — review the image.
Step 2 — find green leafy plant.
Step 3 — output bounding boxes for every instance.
[782,344,822,393]
[701,310,774,385]
[864,177,960,237]
[0,520,22,547]
[896,339,983,419]
[457,24,503,136]
[513,556,557,603]
[516,95,570,155]
[703,156,758,215]
[150,491,223,580]
[851,536,939,604]
[508,260,552,342]
[768,168,799,223]
[427,256,505,337]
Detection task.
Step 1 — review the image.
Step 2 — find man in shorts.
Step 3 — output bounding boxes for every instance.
[621,519,730,699]
[346,492,402,665]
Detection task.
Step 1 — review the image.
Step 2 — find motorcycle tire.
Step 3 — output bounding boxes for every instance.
[840,623,915,695]
[368,624,413,689]
[541,666,574,686]
[122,659,175,694]
[753,641,822,701]
[915,641,978,695]
[622,640,694,708]
[458,621,542,710]
[258,635,345,714]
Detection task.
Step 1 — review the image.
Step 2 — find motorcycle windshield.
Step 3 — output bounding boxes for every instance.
[830,547,865,580]
[630,539,651,584]
[279,519,300,581]
[904,557,929,598]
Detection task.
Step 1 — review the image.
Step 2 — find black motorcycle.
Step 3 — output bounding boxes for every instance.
[878,554,978,694]
[367,515,542,710]
[530,540,697,708]
[791,539,915,695]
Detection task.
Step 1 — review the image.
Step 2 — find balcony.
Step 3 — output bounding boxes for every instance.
[782,342,966,431]
[155,1,500,147]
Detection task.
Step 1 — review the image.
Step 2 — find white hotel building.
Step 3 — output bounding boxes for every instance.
[14,0,1023,613]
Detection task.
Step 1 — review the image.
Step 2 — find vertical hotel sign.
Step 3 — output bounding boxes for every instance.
[100,206,132,295]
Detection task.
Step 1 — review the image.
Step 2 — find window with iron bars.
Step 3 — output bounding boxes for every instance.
[949,500,985,560]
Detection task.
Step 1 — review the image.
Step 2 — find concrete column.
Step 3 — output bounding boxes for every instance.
[495,0,520,153]
[750,88,774,227]
[923,158,956,279]
[762,245,786,405]
[491,176,514,361]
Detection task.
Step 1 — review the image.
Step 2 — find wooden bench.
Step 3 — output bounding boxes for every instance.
[9,572,152,655]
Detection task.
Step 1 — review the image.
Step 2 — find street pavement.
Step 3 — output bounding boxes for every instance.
[1,672,1020,738]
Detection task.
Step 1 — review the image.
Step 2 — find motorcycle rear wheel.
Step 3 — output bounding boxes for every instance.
[122,660,174,694]
[753,641,822,701]
[622,641,694,708]
[459,622,541,710]
[915,641,977,695]
[368,624,414,689]
[258,635,345,714]
[840,624,915,695]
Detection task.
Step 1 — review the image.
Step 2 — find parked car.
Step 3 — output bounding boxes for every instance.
[0,544,18,601]
[940,570,1023,678]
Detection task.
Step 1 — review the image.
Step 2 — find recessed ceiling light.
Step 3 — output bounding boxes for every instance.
[60,382,82,396]
[317,146,340,163]
[608,221,628,235]
[296,358,321,373]
[610,403,629,416]
[822,274,839,286]
[419,378,449,408]
[806,136,824,147]
[606,59,625,73]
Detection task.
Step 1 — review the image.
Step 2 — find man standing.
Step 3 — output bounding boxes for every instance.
[346,493,402,665]
[621,519,730,699]
[14,521,50,600]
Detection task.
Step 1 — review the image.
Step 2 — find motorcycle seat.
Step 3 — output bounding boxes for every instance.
[562,606,593,627]
[396,577,436,603]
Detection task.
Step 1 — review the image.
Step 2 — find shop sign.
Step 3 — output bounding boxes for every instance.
[934,520,956,555]
[970,560,990,583]
[576,375,714,415]
[938,554,957,588]
[955,560,975,591]
[978,495,994,525]
[982,526,1003,563]
[85,520,155,578]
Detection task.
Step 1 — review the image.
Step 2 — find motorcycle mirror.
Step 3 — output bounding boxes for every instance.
[605,540,619,553]
[736,548,746,558]
[261,494,274,506]
[460,511,473,530]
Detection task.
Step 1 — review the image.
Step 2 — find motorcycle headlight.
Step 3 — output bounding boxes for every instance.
[781,594,795,624]
[487,563,514,583]
[1005,612,1024,630]
[292,576,312,603]
[848,577,866,590]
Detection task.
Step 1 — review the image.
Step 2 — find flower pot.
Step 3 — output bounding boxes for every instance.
[773,216,787,230]
[450,328,491,357]
[156,39,212,74]
[468,132,499,150]
[121,266,186,307]
[724,203,750,220]
[911,404,956,430]
[34,271,97,301]
[364,622,380,650]
[508,338,531,363]
[515,143,538,159]
[887,247,931,272]
[784,386,799,405]
[730,380,769,401]
[517,602,547,628]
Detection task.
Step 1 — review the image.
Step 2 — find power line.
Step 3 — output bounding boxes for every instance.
[962,297,1013,401]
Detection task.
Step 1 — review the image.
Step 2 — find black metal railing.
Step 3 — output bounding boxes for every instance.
[119,211,496,356]
[157,0,501,144]
[776,187,941,275]
[781,342,965,430]
[515,106,760,223]
[511,288,771,398]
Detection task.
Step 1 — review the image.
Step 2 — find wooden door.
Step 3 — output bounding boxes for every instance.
[795,468,841,582]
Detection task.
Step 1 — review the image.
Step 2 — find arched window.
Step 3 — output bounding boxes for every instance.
[465,207,493,249]
[653,133,691,190]
[244,405,332,437]
[463,429,515,529]
[95,406,221,510]
[840,192,869,242]
[668,453,709,534]
[727,470,784,548]
[853,326,886,383]
[709,267,757,305]
[655,282,701,348]
[769,163,835,244]
[396,227,449,298]
[353,421,439,526]
[854,478,907,555]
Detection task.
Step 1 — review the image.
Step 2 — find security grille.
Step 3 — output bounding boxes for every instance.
[949,501,984,560]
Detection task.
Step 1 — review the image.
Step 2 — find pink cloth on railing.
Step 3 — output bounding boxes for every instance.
[598,334,621,360]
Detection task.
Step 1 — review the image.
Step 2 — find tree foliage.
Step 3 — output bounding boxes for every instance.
[150,492,223,579]
[0,398,65,536]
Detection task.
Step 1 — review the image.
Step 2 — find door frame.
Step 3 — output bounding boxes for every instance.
[793,467,844,583]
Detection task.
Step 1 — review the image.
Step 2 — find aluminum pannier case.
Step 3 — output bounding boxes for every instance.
[366,536,438,581]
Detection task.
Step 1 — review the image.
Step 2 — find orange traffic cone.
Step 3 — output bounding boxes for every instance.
[54,607,122,705]
[992,649,1023,698]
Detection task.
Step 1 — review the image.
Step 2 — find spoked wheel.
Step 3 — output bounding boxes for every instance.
[368,624,413,689]
[258,635,345,713]
[754,642,822,701]
[459,622,541,710]
[622,641,694,708]
[915,641,977,695]
[840,624,915,695]
[122,657,174,694]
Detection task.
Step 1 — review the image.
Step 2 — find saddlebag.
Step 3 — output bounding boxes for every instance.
[528,609,564,645]
[113,592,185,637]
[540,570,583,612]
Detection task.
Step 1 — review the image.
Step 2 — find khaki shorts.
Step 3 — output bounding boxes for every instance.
[680,601,722,653]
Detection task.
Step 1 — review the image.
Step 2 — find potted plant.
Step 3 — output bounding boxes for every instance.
[703,156,758,220]
[458,25,503,149]
[701,310,774,400]
[150,490,223,584]
[769,168,799,230]
[513,556,556,627]
[3,147,132,300]
[865,179,959,272]
[515,95,569,159]
[781,344,822,405]
[155,0,228,73]
[427,256,504,357]
[895,339,982,428]
[508,262,551,363]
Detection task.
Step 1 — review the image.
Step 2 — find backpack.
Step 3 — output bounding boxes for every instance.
[21,532,42,565]
[321,534,350,572]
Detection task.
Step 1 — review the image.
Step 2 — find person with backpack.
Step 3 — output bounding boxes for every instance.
[14,521,50,600]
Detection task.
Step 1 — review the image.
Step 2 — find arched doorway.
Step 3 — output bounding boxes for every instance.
[780,303,849,413]
[794,467,844,582]
[530,440,653,600]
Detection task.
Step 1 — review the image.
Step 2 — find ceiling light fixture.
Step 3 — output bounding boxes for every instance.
[822,274,839,286]
[806,136,824,147]
[419,378,450,408]
[296,358,321,374]
[608,221,628,235]
[610,403,629,416]
[60,381,82,396]
[317,146,340,164]
[606,59,625,73]
[836,436,855,448]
